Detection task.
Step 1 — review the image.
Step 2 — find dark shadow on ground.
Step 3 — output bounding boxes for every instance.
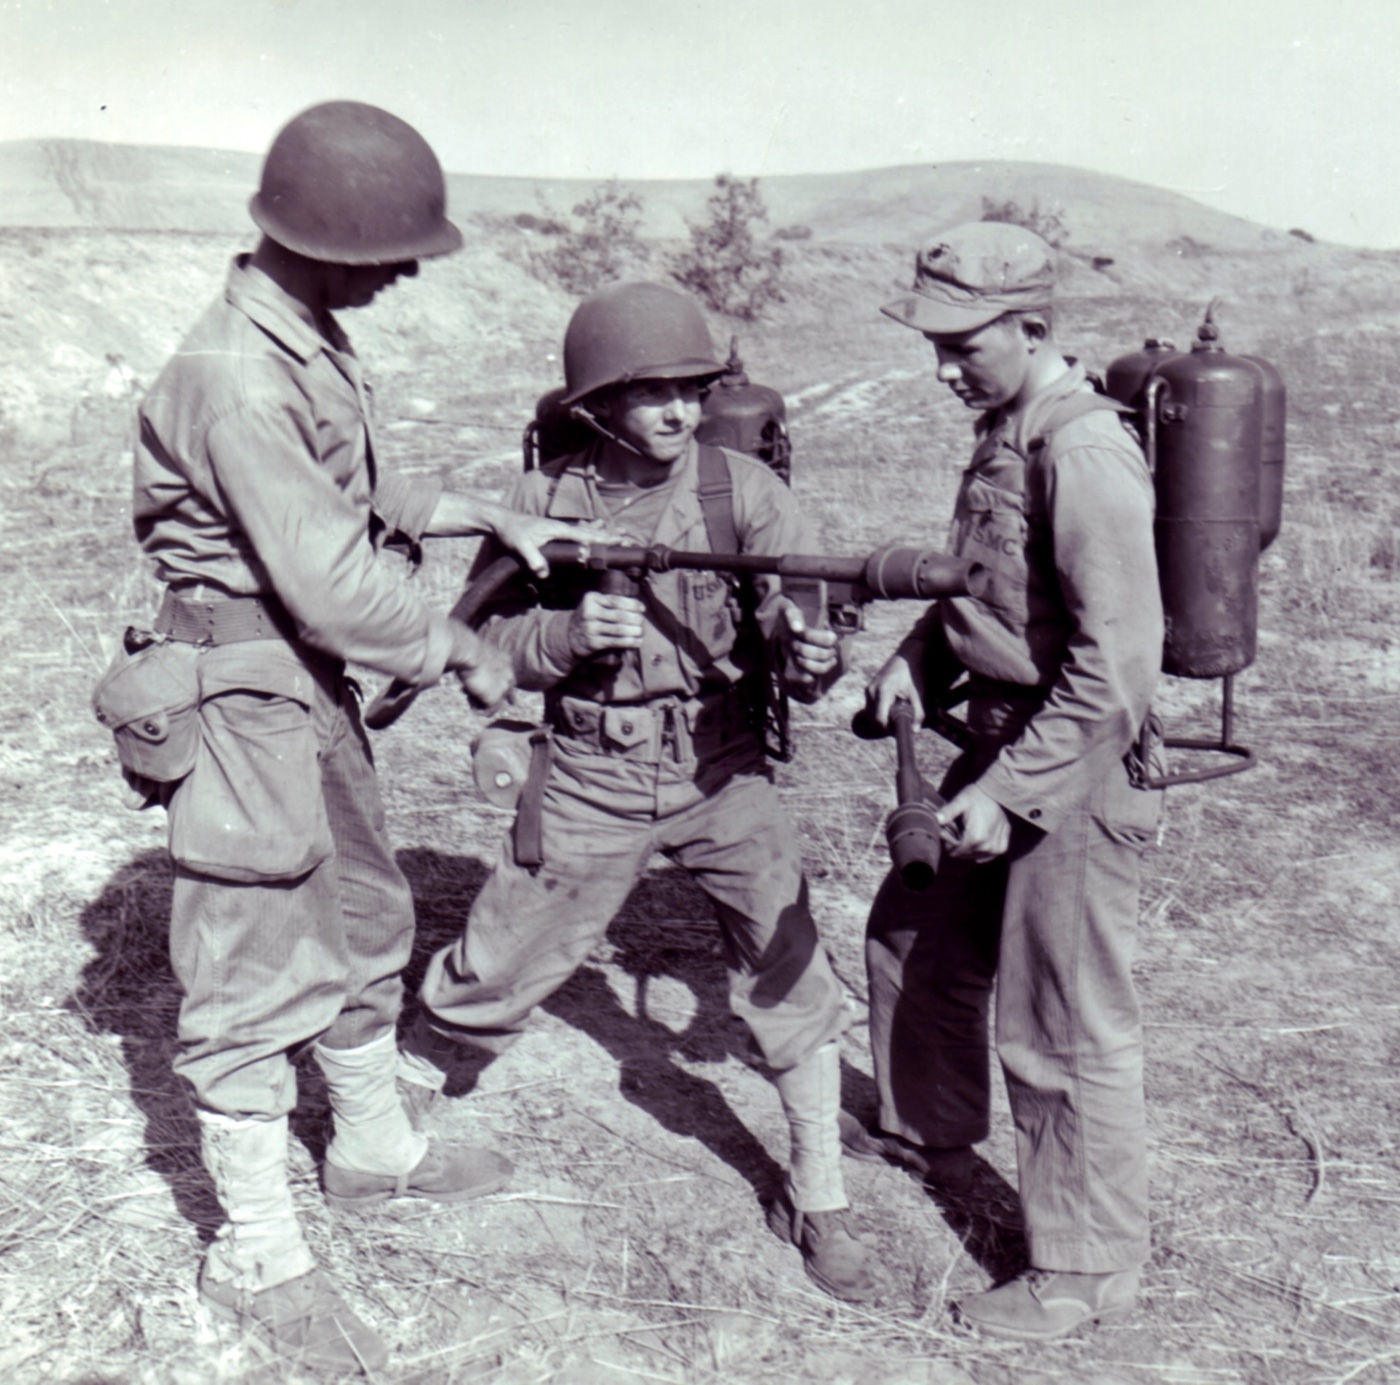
[936,1160,1028,1284]
[398,849,786,1198]
[839,1056,1027,1281]
[76,845,1010,1257]
[68,849,219,1241]
[65,847,500,1249]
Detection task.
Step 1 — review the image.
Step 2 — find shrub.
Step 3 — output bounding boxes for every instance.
[980,195,1070,248]
[531,181,648,295]
[513,210,568,235]
[669,174,784,321]
[774,223,813,242]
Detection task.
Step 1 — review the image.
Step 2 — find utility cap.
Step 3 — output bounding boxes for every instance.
[882,221,1056,335]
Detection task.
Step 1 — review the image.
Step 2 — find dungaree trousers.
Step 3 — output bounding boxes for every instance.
[865,693,1161,1273]
[168,640,415,1120]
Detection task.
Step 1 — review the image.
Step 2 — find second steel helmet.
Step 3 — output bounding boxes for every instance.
[249,101,462,265]
[561,282,725,405]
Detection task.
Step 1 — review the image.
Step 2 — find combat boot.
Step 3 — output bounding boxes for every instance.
[314,1030,511,1208]
[323,1139,512,1209]
[838,1109,974,1195]
[955,1267,1140,1341]
[768,1041,883,1302]
[200,1265,388,1374]
[195,1110,385,1372]
[765,1191,883,1302]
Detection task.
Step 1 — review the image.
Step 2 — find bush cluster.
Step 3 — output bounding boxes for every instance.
[670,175,785,322]
[980,195,1070,249]
[527,173,788,321]
[530,181,649,296]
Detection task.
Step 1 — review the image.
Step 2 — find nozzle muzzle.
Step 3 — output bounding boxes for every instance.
[862,545,989,601]
[887,799,942,891]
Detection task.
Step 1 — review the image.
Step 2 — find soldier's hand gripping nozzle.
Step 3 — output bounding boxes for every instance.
[364,541,987,731]
[852,698,945,891]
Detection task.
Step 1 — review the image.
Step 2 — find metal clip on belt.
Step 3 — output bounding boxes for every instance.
[155,589,291,645]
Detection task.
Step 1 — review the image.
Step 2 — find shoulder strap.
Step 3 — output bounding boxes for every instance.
[696,444,740,555]
[1026,389,1137,456]
[1029,390,1133,447]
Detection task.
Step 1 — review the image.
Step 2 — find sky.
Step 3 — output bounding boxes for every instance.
[2,0,1397,247]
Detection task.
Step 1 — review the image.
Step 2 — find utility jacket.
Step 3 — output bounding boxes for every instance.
[473,440,826,704]
[905,364,1163,832]
[133,256,452,685]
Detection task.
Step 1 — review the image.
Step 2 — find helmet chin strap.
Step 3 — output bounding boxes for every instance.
[569,403,644,458]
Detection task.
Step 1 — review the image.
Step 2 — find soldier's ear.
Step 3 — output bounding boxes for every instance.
[1018,312,1051,346]
[590,385,623,421]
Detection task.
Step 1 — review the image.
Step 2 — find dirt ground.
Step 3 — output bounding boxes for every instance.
[1,218,1398,1384]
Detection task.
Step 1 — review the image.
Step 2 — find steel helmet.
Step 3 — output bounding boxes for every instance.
[249,101,462,265]
[561,282,725,405]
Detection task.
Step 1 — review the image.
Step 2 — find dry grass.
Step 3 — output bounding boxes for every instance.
[2,226,1399,1384]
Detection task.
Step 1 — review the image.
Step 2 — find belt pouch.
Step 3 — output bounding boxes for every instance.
[472,718,539,810]
[167,643,333,883]
[92,633,201,783]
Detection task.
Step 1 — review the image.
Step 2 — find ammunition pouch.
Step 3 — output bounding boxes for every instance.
[92,632,201,785]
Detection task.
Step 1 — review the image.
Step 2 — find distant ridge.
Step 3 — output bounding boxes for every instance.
[0,137,1302,255]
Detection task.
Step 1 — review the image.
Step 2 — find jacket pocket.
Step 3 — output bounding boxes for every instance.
[953,475,1031,627]
[168,643,333,883]
[1092,753,1164,849]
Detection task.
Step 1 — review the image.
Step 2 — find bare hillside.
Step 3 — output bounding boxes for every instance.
[0,136,1347,255]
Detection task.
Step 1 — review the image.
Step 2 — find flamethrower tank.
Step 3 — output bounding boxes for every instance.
[1242,355,1287,551]
[694,338,792,483]
[1101,302,1285,788]
[1149,307,1263,679]
[1104,337,1181,410]
[522,386,595,469]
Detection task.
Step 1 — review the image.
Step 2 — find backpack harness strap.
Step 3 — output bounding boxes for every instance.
[694,444,793,761]
[696,443,740,555]
[1024,389,1136,457]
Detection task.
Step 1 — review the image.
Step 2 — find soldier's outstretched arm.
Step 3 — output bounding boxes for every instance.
[424,493,617,578]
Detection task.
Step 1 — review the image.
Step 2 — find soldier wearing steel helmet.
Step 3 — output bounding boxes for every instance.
[131,101,597,1373]
[853,221,1165,1340]
[398,280,884,1303]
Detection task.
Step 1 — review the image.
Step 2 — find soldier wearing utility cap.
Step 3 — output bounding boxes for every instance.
[398,280,884,1304]
[128,101,597,1373]
[854,221,1164,1340]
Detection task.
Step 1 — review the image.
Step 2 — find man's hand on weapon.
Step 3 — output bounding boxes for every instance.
[936,782,1011,863]
[868,648,1010,862]
[487,510,619,579]
[866,649,926,726]
[777,600,840,689]
[567,591,645,659]
[447,619,514,710]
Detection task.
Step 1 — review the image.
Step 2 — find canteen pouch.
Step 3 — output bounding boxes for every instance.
[167,643,333,883]
[471,718,541,811]
[92,632,201,783]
